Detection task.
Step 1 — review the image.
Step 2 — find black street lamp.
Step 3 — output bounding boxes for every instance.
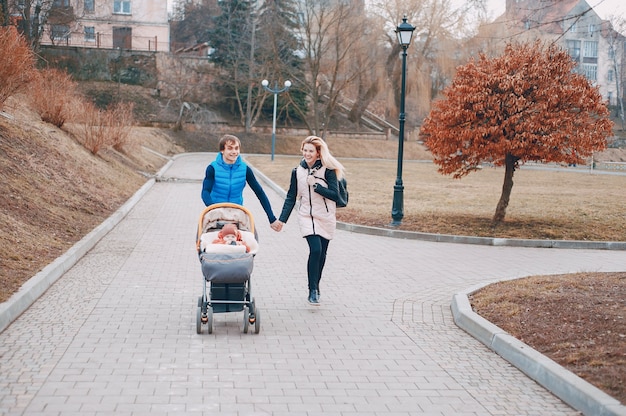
[391,16,415,226]
[261,79,292,161]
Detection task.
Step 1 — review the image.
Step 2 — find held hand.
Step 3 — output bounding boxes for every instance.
[306,175,316,186]
[270,221,283,232]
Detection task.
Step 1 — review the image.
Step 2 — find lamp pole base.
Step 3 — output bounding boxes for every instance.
[390,183,404,226]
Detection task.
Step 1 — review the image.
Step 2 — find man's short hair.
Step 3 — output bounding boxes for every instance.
[219,134,241,151]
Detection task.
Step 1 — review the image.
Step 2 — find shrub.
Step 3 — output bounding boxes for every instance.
[78,102,109,154]
[28,68,77,128]
[105,101,135,151]
[0,27,35,110]
[74,100,135,154]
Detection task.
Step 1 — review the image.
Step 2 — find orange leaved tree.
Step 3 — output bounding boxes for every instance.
[0,26,35,111]
[420,41,613,223]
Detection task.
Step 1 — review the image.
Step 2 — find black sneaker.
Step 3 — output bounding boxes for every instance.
[308,290,319,305]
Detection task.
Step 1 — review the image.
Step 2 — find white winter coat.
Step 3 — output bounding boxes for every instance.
[278,160,338,240]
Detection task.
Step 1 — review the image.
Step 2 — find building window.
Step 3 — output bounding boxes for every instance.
[84,0,94,13]
[583,41,598,58]
[588,24,596,35]
[84,26,95,41]
[567,40,581,62]
[608,69,614,82]
[51,24,70,40]
[113,0,131,14]
[582,64,597,81]
[53,0,70,6]
[582,41,598,65]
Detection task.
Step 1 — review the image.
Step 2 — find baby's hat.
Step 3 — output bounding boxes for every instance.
[221,223,238,236]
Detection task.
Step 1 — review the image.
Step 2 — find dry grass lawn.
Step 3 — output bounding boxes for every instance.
[244,155,626,241]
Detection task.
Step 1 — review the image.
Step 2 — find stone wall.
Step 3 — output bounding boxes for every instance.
[155,53,215,103]
[38,47,215,98]
[39,46,159,87]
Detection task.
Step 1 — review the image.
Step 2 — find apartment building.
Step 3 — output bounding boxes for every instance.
[488,0,625,105]
[40,0,170,51]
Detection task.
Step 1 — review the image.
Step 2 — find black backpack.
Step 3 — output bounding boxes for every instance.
[336,177,348,208]
[311,167,348,208]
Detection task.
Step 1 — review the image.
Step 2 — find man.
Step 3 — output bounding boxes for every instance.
[201,134,278,226]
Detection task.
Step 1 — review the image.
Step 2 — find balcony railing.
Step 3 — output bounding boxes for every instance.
[41,31,164,52]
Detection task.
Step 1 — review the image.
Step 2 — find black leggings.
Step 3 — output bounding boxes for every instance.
[305,235,330,292]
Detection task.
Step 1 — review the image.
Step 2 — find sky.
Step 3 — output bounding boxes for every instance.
[486,0,626,20]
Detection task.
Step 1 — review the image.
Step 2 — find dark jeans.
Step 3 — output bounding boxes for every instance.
[305,235,330,292]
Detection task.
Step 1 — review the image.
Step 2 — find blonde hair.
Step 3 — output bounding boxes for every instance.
[301,136,345,180]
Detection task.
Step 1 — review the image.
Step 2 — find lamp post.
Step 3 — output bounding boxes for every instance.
[261,79,292,161]
[390,16,415,226]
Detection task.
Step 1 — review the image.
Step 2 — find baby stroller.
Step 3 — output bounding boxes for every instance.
[195,203,261,334]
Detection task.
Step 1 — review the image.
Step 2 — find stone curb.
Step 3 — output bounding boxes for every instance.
[452,290,626,416]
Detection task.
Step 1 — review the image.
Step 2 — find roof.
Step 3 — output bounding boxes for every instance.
[497,0,600,35]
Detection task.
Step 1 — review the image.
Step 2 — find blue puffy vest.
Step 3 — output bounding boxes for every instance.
[210,153,247,205]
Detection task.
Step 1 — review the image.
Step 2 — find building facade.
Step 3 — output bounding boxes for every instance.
[489,0,625,106]
[40,0,170,52]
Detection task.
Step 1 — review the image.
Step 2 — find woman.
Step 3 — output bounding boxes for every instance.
[201,134,278,227]
[272,136,345,305]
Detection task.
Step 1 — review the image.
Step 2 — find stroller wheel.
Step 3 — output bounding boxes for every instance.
[242,307,250,334]
[206,307,213,334]
[254,307,261,334]
[196,304,203,334]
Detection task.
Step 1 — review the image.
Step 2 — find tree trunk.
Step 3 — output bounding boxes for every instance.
[244,15,256,133]
[348,82,379,124]
[385,44,402,117]
[493,153,518,223]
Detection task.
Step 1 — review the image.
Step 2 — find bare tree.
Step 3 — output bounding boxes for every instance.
[6,0,59,50]
[291,0,369,137]
[605,15,626,130]
[369,0,488,124]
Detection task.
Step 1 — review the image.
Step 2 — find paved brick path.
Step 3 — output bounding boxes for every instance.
[2,153,625,415]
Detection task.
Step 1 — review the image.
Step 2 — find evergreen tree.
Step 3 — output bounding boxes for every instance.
[207,0,257,124]
[170,0,220,48]
[256,0,307,123]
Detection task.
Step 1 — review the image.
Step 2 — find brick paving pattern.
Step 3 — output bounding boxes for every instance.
[2,153,626,415]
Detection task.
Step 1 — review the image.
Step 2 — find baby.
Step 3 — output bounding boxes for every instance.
[212,223,250,253]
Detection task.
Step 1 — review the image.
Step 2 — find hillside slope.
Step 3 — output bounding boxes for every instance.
[0,97,182,302]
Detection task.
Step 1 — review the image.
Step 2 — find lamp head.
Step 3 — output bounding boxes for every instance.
[284,80,292,88]
[396,16,415,47]
[261,79,269,87]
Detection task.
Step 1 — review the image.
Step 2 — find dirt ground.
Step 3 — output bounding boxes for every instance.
[470,272,625,405]
[1,83,625,407]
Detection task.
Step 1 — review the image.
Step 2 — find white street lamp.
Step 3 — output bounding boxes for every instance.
[261,79,292,161]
